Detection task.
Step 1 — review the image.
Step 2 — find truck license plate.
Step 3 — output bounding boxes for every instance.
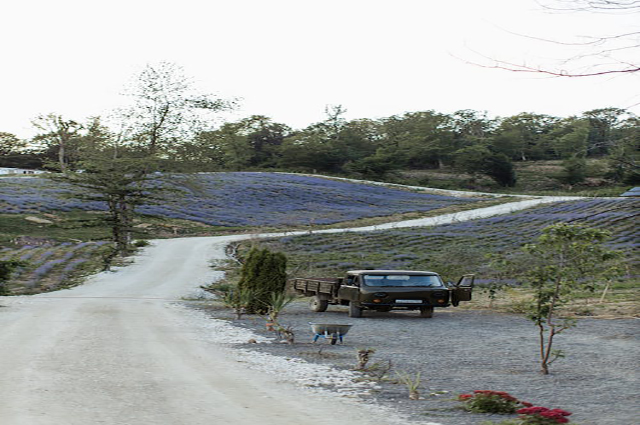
[396,299,422,304]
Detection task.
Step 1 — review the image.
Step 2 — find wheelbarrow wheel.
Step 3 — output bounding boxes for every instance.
[348,302,363,318]
[419,306,434,318]
[309,296,329,312]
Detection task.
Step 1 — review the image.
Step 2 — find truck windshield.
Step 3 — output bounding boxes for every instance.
[362,274,443,287]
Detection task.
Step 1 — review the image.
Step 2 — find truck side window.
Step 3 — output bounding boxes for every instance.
[346,275,358,286]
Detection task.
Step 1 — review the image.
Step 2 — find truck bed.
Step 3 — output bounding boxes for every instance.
[290,277,341,297]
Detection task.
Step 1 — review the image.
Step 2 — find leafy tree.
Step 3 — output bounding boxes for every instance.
[343,151,399,180]
[448,110,495,152]
[379,110,454,169]
[49,156,163,256]
[599,113,640,183]
[0,132,26,156]
[510,223,622,374]
[453,146,516,186]
[556,155,587,186]
[118,61,236,157]
[31,113,82,171]
[491,113,558,161]
[547,118,590,159]
[483,153,517,187]
[453,144,492,179]
[582,107,628,156]
[237,247,288,314]
[197,115,290,169]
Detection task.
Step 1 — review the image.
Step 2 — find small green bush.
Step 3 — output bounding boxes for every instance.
[458,390,531,414]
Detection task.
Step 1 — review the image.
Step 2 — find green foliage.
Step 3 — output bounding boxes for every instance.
[237,247,288,314]
[47,157,166,256]
[483,153,517,187]
[0,132,26,156]
[453,147,517,187]
[395,371,422,400]
[0,260,26,295]
[509,223,623,374]
[556,155,587,185]
[263,291,296,324]
[458,390,529,414]
[223,287,257,319]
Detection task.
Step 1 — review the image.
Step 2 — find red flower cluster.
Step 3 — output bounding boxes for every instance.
[517,406,573,424]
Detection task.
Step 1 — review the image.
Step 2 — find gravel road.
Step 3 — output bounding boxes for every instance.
[198,301,640,425]
[1,195,633,425]
[0,237,412,425]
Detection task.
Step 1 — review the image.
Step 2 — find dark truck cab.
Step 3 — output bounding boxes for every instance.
[290,270,474,318]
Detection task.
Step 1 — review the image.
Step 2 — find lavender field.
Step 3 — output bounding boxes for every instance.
[2,173,636,294]
[0,240,109,294]
[0,173,482,227]
[261,197,639,280]
[0,172,487,293]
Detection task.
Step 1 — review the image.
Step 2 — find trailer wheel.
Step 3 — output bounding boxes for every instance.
[309,296,329,312]
[348,302,363,318]
[419,306,434,318]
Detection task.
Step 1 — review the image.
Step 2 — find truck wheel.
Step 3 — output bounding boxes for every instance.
[348,302,363,318]
[309,296,329,312]
[419,306,434,318]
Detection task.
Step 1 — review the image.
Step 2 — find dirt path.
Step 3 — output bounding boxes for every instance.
[0,197,586,425]
[1,236,417,425]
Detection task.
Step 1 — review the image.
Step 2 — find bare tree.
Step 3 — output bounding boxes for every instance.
[471,1,640,78]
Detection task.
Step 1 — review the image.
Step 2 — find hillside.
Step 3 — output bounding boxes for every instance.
[0,172,637,296]
[257,197,639,281]
[0,172,491,294]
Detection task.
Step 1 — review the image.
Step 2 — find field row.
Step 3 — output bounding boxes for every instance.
[261,198,639,281]
[1,241,108,294]
[0,173,482,226]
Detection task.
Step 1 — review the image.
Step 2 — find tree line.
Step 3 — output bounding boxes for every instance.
[2,104,638,187]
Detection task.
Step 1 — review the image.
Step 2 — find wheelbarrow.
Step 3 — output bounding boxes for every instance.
[309,323,353,345]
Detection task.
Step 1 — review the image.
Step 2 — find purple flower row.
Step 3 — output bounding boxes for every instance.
[266,198,639,276]
[0,173,480,227]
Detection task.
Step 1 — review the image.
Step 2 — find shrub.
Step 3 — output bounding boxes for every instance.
[458,390,532,414]
[237,247,287,314]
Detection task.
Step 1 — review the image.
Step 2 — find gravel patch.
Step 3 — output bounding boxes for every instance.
[189,301,639,425]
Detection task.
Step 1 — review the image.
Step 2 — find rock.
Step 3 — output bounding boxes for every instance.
[25,216,53,224]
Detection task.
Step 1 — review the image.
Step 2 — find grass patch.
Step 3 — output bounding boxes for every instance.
[458,282,640,319]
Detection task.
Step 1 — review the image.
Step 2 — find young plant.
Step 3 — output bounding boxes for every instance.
[507,223,623,374]
[265,291,296,324]
[261,291,296,343]
[396,371,422,400]
[355,348,376,370]
[218,287,256,320]
[276,324,295,344]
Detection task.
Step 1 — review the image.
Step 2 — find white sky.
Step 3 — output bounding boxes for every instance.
[1,0,639,139]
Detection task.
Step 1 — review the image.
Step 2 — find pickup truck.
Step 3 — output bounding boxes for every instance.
[289,270,474,318]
